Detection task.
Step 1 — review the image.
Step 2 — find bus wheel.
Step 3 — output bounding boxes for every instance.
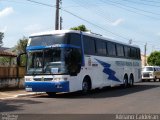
[129,75,134,87]
[46,92,56,97]
[82,77,91,94]
[123,75,128,88]
[154,77,157,82]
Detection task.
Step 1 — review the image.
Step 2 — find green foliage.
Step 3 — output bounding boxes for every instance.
[147,51,160,66]
[0,32,4,46]
[15,36,28,53]
[70,25,89,32]
[0,57,10,66]
[14,36,28,66]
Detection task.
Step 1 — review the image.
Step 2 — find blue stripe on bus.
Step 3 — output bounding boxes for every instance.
[95,59,121,82]
[26,46,46,50]
[60,44,80,49]
[26,44,80,51]
[25,81,69,92]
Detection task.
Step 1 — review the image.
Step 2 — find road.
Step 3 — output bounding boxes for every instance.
[0,82,160,114]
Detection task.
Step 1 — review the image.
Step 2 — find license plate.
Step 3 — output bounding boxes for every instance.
[26,88,32,92]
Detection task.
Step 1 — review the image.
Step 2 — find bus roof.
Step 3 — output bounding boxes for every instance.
[30,30,139,48]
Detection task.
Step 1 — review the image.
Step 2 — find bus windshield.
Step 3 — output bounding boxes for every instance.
[27,48,68,75]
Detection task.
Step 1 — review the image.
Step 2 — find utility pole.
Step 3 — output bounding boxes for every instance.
[129,39,132,44]
[60,0,62,30]
[60,16,63,30]
[55,0,60,30]
[144,43,147,66]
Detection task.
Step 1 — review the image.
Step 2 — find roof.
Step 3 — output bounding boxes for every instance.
[0,50,17,57]
[29,30,139,48]
[0,47,10,51]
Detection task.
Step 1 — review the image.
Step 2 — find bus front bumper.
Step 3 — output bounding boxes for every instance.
[25,81,69,92]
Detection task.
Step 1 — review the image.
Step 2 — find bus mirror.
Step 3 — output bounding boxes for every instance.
[17,53,27,67]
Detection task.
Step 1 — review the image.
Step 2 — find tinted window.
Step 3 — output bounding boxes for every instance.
[116,44,124,57]
[69,33,81,47]
[145,67,153,71]
[83,35,96,55]
[136,48,141,59]
[30,34,68,46]
[124,46,130,57]
[131,48,137,58]
[96,40,107,56]
[107,42,116,56]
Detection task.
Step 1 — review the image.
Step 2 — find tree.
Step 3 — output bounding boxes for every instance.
[0,32,4,47]
[70,25,89,32]
[15,36,28,54]
[14,37,28,66]
[147,51,160,66]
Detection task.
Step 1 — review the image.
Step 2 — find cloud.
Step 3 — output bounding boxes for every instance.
[0,26,7,32]
[0,7,14,18]
[24,24,43,33]
[111,18,125,26]
[157,32,160,36]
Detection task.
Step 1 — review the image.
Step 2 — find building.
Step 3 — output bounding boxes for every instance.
[141,54,148,67]
[0,47,17,66]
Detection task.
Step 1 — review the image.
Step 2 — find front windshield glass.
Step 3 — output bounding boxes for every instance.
[29,34,68,46]
[27,48,67,75]
[27,50,43,74]
[143,67,153,71]
[44,48,67,74]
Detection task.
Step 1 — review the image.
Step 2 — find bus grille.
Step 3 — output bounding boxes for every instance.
[33,78,53,81]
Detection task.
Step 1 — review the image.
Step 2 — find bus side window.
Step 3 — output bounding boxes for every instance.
[131,48,137,59]
[107,42,116,56]
[124,46,130,58]
[96,39,107,56]
[69,33,81,47]
[116,44,124,57]
[83,36,96,55]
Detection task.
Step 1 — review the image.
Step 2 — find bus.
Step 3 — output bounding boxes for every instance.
[23,30,141,96]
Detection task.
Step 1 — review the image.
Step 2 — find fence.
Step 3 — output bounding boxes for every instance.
[0,66,25,79]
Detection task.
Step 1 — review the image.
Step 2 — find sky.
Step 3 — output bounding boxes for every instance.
[0,0,160,55]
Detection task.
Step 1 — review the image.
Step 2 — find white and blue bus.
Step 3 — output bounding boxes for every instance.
[24,30,141,96]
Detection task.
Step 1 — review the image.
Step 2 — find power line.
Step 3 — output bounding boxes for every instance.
[25,0,130,40]
[100,0,160,20]
[139,0,160,4]
[122,0,160,8]
[61,8,129,40]
[26,0,55,7]
[107,0,160,16]
[0,0,34,5]
[9,0,160,48]
[73,0,160,46]
[71,0,113,23]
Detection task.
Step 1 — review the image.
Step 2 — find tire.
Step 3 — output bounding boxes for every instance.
[82,78,91,94]
[142,79,145,82]
[154,77,157,82]
[46,92,56,97]
[123,75,128,88]
[129,75,134,87]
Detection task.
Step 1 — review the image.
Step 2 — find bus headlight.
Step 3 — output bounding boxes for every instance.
[25,78,32,81]
[149,73,153,77]
[53,77,68,82]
